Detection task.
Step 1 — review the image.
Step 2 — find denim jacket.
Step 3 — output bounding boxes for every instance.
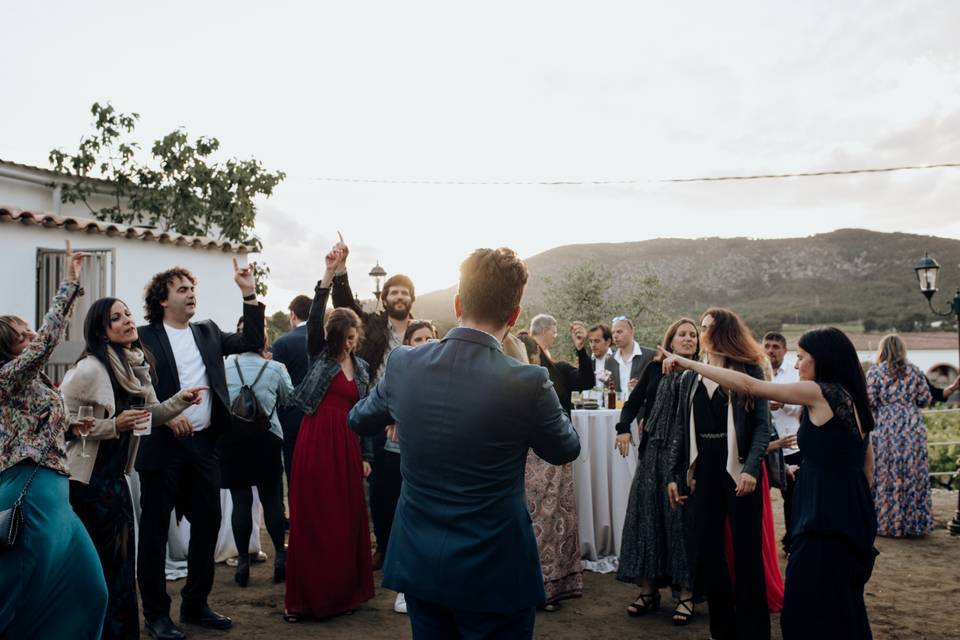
[290,283,373,461]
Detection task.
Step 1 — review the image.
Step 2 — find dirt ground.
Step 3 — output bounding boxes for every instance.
[150,489,960,640]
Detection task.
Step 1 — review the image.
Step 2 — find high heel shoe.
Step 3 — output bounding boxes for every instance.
[234,554,250,588]
[626,591,660,617]
[672,598,694,626]
[273,551,286,584]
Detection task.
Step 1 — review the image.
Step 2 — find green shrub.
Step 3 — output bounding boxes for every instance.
[925,410,960,478]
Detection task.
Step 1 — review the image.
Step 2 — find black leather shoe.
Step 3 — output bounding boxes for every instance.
[180,606,232,630]
[145,616,186,640]
[235,554,250,588]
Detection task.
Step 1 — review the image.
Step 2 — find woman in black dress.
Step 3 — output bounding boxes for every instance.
[662,326,877,640]
[615,317,699,623]
[665,308,771,639]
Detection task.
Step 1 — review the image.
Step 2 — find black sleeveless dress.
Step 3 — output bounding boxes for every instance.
[780,383,878,640]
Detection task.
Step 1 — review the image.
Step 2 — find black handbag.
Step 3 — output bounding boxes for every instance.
[0,446,50,552]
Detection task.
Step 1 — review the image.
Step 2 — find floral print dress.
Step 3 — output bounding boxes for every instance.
[866,361,933,537]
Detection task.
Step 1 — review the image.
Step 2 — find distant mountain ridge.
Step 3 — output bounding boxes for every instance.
[415,229,960,331]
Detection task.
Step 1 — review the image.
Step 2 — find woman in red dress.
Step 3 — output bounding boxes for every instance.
[284,246,374,621]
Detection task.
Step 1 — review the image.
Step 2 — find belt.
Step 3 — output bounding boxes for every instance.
[698,432,727,440]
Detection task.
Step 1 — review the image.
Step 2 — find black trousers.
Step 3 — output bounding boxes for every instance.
[137,430,222,622]
[687,467,770,640]
[368,440,402,552]
[780,452,802,549]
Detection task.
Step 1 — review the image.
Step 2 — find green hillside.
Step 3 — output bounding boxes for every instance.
[415,228,960,332]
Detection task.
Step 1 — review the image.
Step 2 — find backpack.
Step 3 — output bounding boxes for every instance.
[229,357,275,439]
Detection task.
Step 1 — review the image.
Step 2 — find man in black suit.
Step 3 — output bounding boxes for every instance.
[136,259,265,640]
[270,294,311,485]
[606,316,655,394]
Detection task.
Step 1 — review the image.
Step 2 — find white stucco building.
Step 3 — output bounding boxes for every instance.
[0,159,257,381]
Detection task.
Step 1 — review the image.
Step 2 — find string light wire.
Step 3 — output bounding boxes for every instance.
[311,162,960,186]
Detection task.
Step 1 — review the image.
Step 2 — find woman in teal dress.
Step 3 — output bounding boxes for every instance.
[0,242,109,639]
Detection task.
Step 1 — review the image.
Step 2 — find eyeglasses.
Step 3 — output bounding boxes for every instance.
[612,316,634,329]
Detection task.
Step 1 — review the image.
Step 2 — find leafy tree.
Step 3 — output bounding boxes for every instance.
[266,310,291,346]
[536,262,669,359]
[49,102,285,254]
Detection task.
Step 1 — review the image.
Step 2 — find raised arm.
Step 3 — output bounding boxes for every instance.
[565,323,595,392]
[661,347,824,410]
[565,345,596,392]
[307,247,343,359]
[0,240,85,392]
[328,240,371,322]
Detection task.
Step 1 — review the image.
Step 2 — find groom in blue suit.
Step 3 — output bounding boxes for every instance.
[349,247,580,639]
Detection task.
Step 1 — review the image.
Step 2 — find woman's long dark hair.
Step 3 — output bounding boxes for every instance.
[797,327,875,433]
[81,297,155,402]
[701,307,764,407]
[324,308,363,359]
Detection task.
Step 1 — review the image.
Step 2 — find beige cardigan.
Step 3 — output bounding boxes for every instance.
[60,356,190,484]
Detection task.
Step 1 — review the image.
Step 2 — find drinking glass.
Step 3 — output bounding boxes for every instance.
[77,405,94,458]
[130,397,153,437]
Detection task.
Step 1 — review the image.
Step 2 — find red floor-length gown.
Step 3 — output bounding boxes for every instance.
[285,371,374,617]
[724,462,785,613]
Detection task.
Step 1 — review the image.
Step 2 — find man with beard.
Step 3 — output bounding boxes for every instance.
[330,240,414,571]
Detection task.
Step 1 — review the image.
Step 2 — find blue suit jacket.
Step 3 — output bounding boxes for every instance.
[349,327,580,613]
[270,323,308,433]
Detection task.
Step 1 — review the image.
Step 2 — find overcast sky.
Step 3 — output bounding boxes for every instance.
[4,1,960,311]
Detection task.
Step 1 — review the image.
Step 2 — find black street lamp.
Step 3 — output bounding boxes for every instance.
[914,252,960,535]
[370,262,387,308]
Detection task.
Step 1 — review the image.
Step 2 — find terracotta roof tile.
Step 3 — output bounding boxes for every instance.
[0,207,254,253]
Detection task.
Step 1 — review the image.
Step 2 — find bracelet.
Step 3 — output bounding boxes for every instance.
[242,293,256,301]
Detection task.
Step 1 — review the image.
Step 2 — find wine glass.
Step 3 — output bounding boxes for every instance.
[77,405,94,458]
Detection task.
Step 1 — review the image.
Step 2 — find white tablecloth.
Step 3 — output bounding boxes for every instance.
[572,409,638,572]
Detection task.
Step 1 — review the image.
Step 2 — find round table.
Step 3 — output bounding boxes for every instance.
[571,409,639,573]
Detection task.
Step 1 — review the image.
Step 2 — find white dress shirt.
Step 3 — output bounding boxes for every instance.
[771,364,802,456]
[163,323,212,432]
[613,341,642,394]
[591,349,612,378]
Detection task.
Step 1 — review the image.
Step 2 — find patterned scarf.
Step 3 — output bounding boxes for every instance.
[645,370,685,445]
[106,346,149,399]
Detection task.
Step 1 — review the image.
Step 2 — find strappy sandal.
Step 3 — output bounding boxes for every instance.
[282,610,301,623]
[672,598,694,626]
[627,591,661,617]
